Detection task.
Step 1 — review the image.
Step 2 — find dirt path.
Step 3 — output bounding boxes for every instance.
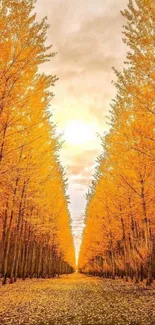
[0,273,155,325]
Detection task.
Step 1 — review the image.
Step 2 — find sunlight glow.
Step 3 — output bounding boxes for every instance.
[64,120,95,146]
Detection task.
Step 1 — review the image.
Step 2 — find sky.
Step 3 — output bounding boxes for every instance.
[36,0,128,260]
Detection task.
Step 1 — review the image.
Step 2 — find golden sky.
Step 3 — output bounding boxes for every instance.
[36,0,128,258]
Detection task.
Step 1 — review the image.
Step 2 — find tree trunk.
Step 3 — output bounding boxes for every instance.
[2,177,19,285]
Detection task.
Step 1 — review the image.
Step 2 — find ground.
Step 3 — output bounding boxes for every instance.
[0,273,155,325]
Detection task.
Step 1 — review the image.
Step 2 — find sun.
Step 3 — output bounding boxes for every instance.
[64,120,94,146]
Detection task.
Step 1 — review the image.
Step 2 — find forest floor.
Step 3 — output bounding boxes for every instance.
[0,273,155,325]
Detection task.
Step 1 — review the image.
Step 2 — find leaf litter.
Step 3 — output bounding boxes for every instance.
[0,273,155,325]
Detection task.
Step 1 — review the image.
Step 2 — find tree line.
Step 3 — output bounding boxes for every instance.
[0,0,75,285]
[78,0,155,285]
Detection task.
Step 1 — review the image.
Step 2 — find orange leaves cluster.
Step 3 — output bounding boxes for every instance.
[79,0,155,284]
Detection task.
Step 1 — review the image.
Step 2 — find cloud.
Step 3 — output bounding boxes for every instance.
[67,149,99,172]
[56,14,126,70]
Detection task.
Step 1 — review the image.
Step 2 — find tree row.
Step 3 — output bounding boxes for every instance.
[78,0,155,285]
[0,0,75,284]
